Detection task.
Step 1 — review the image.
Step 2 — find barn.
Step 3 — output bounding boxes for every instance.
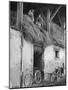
[9,2,66,88]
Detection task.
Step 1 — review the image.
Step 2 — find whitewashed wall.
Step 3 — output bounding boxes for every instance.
[43,45,55,74]
[43,45,65,80]
[10,28,21,88]
[22,39,34,87]
[10,28,34,88]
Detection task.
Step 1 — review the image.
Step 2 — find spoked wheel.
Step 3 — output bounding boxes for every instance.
[56,68,62,81]
[24,73,33,87]
[34,70,42,84]
[57,68,62,77]
[50,72,57,82]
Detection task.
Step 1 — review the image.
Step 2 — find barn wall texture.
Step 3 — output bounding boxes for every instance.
[43,45,65,80]
[10,28,21,88]
[22,39,34,87]
[10,28,34,88]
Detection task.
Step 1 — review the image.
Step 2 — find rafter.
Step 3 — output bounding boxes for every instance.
[50,6,62,22]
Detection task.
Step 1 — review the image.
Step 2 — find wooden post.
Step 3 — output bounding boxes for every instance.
[16,3,21,29]
[47,9,51,34]
[10,2,23,88]
[16,2,23,30]
[16,2,23,87]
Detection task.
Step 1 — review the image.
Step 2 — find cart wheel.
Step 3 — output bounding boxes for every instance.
[57,68,62,81]
[57,68,62,77]
[35,70,41,84]
[51,72,57,82]
[24,73,33,87]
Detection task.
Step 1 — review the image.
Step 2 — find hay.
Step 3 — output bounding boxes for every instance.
[22,14,65,50]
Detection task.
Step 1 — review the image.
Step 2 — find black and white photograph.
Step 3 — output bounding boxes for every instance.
[9,1,66,88]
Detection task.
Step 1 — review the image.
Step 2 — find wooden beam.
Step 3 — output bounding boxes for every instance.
[20,3,23,27]
[50,6,62,22]
[16,2,23,87]
[16,3,21,29]
[57,14,62,27]
[16,2,23,30]
[47,9,51,34]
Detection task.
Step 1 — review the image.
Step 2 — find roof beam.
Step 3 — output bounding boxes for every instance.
[50,6,62,22]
